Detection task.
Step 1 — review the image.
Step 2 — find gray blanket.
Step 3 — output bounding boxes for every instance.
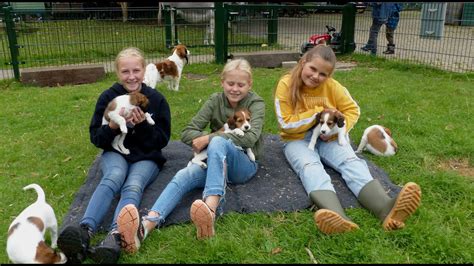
[61,134,400,232]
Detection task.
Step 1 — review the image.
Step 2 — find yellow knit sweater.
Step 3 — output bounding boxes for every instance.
[274,74,360,141]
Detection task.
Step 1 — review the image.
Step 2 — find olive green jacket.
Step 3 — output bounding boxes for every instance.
[181,91,265,161]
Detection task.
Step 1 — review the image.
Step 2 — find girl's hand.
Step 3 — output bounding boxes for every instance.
[126,107,146,125]
[192,135,210,153]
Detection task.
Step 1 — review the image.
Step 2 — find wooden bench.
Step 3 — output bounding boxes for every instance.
[21,64,105,87]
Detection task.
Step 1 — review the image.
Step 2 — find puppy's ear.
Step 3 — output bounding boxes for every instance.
[227,116,236,129]
[315,112,322,123]
[335,112,345,127]
[384,127,392,136]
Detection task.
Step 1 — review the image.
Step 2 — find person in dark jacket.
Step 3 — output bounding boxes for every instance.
[57,47,171,264]
[361,2,402,55]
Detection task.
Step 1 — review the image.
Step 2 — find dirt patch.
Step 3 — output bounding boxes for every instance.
[437,158,474,178]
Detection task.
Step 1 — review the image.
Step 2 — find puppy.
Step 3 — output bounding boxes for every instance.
[308,108,348,150]
[189,108,256,169]
[355,125,398,156]
[102,92,155,155]
[7,184,67,264]
[144,44,190,91]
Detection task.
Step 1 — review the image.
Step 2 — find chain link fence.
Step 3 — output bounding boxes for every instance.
[0,2,472,80]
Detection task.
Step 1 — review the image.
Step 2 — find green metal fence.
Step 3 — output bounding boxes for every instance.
[0,2,472,81]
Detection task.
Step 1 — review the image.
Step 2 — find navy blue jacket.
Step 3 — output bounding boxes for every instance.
[89,82,171,168]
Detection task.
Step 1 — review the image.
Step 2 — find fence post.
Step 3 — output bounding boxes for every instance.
[340,3,356,54]
[268,7,278,45]
[214,2,227,64]
[3,6,20,80]
[164,6,173,48]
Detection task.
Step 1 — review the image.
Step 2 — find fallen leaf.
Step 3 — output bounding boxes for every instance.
[445,124,454,131]
[271,247,282,255]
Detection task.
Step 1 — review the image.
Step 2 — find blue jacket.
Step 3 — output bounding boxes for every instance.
[89,82,171,168]
[387,3,403,29]
[370,2,402,24]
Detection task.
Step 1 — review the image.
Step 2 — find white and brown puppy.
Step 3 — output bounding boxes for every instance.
[308,108,348,150]
[102,92,155,155]
[7,184,67,264]
[144,44,190,91]
[355,125,398,156]
[189,108,255,169]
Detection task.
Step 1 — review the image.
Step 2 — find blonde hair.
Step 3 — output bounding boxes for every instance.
[221,58,253,82]
[114,47,146,73]
[288,45,336,111]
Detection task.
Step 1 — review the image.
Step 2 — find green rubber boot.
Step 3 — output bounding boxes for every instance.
[310,190,359,234]
[358,179,421,231]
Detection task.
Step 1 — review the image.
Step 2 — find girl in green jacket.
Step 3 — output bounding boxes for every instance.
[117,59,266,252]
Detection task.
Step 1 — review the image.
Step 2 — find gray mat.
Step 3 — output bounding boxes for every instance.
[61,134,401,232]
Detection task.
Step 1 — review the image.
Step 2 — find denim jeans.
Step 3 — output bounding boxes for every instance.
[283,131,373,198]
[150,136,258,226]
[81,151,160,232]
[366,18,386,53]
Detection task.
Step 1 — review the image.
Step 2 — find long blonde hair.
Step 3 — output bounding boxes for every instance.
[288,45,336,111]
[114,47,146,73]
[221,58,253,82]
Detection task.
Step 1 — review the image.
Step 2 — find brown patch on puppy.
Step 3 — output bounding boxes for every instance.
[367,128,387,153]
[27,216,44,232]
[156,60,178,79]
[104,100,117,122]
[174,44,189,63]
[8,223,19,237]
[35,241,63,264]
[129,92,149,111]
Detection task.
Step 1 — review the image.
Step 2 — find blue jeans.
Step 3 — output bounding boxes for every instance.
[366,18,386,53]
[81,151,160,232]
[150,136,258,226]
[283,131,373,198]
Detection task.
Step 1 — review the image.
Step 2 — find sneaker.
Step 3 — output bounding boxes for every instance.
[89,231,121,264]
[190,199,216,240]
[117,204,145,253]
[57,224,92,264]
[360,45,374,52]
[383,49,395,54]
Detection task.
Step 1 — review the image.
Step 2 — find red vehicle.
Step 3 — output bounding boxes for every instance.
[300,25,342,56]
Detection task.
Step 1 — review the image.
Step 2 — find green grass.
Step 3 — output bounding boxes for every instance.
[0,56,473,263]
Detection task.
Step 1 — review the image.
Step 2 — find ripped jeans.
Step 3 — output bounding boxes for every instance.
[284,131,373,197]
[149,136,258,226]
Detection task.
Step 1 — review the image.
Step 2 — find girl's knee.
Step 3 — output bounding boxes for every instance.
[208,136,228,149]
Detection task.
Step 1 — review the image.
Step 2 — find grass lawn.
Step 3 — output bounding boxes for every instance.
[0,55,472,263]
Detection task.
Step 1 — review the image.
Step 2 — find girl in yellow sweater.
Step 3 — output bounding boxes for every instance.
[274,44,421,234]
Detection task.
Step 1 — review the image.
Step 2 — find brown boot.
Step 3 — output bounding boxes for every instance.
[310,190,359,234]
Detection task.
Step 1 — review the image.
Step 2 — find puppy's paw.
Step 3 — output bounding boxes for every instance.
[338,138,348,146]
[248,153,256,162]
[233,128,245,136]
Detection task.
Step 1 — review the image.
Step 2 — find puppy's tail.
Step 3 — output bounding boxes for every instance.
[23,183,46,203]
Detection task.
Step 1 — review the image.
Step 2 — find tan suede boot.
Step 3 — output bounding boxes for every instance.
[358,179,421,231]
[310,190,359,234]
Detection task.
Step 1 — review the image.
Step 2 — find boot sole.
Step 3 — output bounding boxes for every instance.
[57,226,88,263]
[190,200,215,240]
[314,209,359,234]
[117,204,141,253]
[383,182,421,231]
